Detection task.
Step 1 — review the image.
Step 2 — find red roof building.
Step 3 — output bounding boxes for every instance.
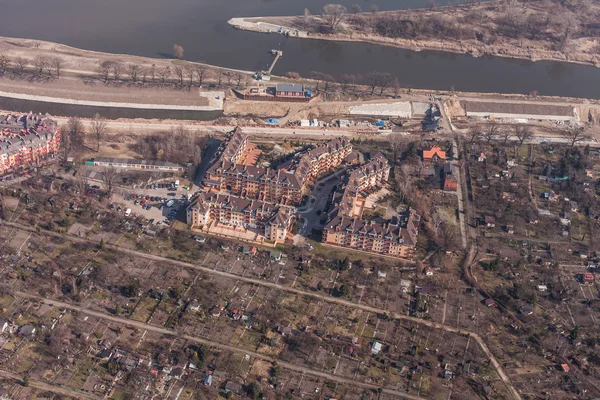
[423,146,446,164]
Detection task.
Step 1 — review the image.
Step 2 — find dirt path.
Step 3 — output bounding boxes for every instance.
[12,290,425,400]
[3,220,521,400]
[0,369,100,400]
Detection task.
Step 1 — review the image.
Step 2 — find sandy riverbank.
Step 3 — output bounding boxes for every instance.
[229,0,600,68]
[0,36,257,111]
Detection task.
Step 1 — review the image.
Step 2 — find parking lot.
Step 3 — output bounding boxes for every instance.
[112,180,191,227]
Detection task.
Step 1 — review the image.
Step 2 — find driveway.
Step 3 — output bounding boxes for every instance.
[298,171,344,236]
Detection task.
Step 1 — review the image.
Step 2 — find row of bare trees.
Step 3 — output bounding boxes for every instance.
[95,60,246,89]
[0,55,63,79]
[468,123,592,148]
[287,70,400,98]
[61,114,107,160]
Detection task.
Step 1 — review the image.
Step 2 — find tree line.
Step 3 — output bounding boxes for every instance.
[285,70,402,98]
[0,55,63,79]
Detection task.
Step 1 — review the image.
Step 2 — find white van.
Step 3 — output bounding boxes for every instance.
[174,180,180,188]
[125,208,132,216]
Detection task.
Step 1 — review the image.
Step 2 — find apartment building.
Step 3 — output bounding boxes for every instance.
[0,113,61,175]
[204,129,352,205]
[186,192,294,244]
[322,154,419,259]
[322,211,419,259]
[289,137,353,180]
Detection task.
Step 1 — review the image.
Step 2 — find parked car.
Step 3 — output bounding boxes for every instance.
[167,192,176,196]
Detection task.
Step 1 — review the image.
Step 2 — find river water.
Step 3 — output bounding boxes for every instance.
[0,0,598,98]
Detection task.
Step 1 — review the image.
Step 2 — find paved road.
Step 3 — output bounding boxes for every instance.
[0,369,101,399]
[3,220,520,399]
[52,118,364,138]
[12,290,425,400]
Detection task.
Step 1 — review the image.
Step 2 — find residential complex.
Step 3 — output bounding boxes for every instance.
[186,192,294,244]
[322,155,419,259]
[192,128,352,244]
[204,129,352,205]
[0,113,61,175]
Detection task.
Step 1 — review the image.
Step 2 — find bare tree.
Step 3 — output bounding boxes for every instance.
[322,4,347,30]
[364,71,392,96]
[481,122,500,143]
[74,167,89,195]
[377,72,394,96]
[150,64,156,83]
[498,126,512,146]
[392,77,401,98]
[67,117,85,152]
[514,125,533,146]
[102,167,118,199]
[195,66,208,86]
[0,55,10,74]
[351,4,362,14]
[185,66,195,88]
[339,74,354,94]
[173,44,185,60]
[467,125,483,145]
[126,63,141,82]
[33,56,49,77]
[98,61,113,83]
[216,69,224,86]
[157,66,170,84]
[51,57,63,78]
[561,126,590,147]
[234,73,243,88]
[14,57,28,75]
[111,62,124,81]
[321,74,335,97]
[388,132,408,164]
[140,67,148,84]
[173,65,185,87]
[90,113,107,152]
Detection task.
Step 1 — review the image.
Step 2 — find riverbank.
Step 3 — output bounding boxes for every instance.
[229,0,600,68]
[0,36,252,112]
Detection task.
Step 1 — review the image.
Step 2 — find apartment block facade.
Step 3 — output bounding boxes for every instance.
[0,113,61,175]
[322,154,419,259]
[186,192,294,244]
[204,129,352,205]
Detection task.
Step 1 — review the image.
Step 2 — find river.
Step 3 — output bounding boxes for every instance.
[0,0,598,98]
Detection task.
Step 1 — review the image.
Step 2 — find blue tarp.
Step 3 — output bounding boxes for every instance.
[265,118,279,124]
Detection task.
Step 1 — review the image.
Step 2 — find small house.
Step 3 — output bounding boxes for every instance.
[484,299,497,308]
[224,381,243,395]
[444,176,458,192]
[484,216,496,228]
[187,300,201,313]
[560,364,570,373]
[505,225,514,234]
[580,273,595,284]
[371,342,382,355]
[270,250,282,261]
[422,146,446,164]
[243,246,257,256]
[477,153,486,162]
[203,374,213,386]
[537,285,548,292]
[18,324,36,337]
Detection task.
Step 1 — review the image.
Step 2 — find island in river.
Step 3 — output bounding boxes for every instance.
[229,0,600,67]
